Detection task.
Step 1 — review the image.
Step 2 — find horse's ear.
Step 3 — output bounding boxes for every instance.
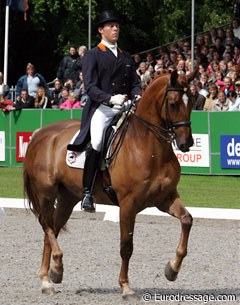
[186,65,199,83]
[170,70,178,86]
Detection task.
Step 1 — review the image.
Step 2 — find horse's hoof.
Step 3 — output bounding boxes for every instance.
[42,286,56,295]
[164,261,178,281]
[49,268,63,284]
[122,291,140,302]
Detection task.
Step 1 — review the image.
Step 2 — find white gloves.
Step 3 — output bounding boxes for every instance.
[109,94,127,105]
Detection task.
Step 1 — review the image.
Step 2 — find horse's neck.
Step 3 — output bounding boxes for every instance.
[127,75,173,155]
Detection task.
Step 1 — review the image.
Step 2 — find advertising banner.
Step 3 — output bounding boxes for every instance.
[16,132,33,162]
[0,131,5,161]
[173,134,210,167]
[221,135,240,169]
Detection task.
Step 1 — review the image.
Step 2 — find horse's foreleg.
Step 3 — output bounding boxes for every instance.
[162,197,193,281]
[118,204,138,301]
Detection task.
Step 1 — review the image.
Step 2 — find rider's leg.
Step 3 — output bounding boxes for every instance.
[81,145,100,211]
[82,104,122,211]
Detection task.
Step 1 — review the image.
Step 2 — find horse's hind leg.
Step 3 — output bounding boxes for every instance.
[39,198,63,294]
[159,197,193,281]
[49,191,79,284]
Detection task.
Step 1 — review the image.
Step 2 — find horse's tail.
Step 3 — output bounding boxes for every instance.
[23,162,41,218]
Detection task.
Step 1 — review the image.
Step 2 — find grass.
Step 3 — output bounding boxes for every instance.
[0,167,239,209]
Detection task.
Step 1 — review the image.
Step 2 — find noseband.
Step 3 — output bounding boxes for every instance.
[133,86,191,143]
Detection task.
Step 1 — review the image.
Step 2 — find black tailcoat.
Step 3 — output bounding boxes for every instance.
[67,43,141,152]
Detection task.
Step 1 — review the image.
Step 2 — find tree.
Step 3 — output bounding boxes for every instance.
[0,0,236,85]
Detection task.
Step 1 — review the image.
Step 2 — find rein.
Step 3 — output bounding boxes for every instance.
[133,86,191,143]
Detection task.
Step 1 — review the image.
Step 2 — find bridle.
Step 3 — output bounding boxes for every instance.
[133,85,191,143]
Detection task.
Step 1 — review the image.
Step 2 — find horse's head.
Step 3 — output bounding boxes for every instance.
[160,69,198,152]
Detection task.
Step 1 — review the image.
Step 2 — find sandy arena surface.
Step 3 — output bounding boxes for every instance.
[0,208,239,305]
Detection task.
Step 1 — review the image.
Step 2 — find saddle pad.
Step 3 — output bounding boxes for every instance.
[66,132,86,169]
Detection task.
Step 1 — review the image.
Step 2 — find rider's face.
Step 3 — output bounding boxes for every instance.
[98,22,120,44]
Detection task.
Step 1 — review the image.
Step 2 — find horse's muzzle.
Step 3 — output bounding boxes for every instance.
[176,135,194,153]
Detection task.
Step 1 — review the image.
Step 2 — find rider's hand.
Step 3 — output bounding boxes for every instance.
[109,94,127,105]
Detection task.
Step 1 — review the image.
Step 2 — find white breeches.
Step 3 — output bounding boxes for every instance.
[90,104,122,151]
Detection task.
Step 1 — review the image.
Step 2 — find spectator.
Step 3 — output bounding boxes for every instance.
[147,65,155,78]
[203,33,212,47]
[204,83,218,111]
[57,45,80,84]
[199,72,210,91]
[177,59,186,74]
[182,41,191,59]
[58,86,69,107]
[15,89,35,109]
[76,45,87,76]
[0,72,10,99]
[206,60,219,82]
[75,71,89,107]
[145,52,155,67]
[220,76,234,95]
[217,28,226,43]
[234,80,240,97]
[188,84,205,110]
[231,17,240,40]
[219,60,228,77]
[215,71,224,89]
[214,37,225,59]
[210,27,217,44]
[16,63,48,99]
[212,91,229,111]
[78,45,87,58]
[137,62,151,89]
[227,90,240,111]
[132,53,142,70]
[227,64,238,83]
[168,51,178,68]
[154,59,166,73]
[34,87,51,109]
[59,92,81,109]
[224,28,240,47]
[64,78,76,94]
[233,45,240,64]
[199,45,209,69]
[196,34,204,47]
[50,79,62,108]
[0,95,14,112]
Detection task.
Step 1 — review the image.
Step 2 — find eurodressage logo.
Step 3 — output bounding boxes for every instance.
[220,135,240,169]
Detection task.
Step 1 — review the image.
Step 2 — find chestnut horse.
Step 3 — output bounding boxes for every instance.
[24,69,197,300]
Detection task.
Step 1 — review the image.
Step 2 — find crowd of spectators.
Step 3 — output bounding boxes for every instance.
[1,18,240,112]
[0,45,88,112]
[133,17,240,111]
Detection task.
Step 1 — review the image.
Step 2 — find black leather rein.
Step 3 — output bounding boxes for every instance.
[133,86,191,143]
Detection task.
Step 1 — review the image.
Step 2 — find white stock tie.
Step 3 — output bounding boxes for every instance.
[110,46,117,57]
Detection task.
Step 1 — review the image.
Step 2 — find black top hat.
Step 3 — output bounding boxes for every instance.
[97,10,120,26]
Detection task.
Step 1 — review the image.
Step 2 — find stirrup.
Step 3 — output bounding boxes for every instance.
[81,193,95,212]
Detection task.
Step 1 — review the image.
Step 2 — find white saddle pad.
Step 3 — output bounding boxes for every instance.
[66,132,86,169]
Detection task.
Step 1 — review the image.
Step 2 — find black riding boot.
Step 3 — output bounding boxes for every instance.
[81,146,100,212]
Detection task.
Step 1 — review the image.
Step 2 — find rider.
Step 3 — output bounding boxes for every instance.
[67,10,142,212]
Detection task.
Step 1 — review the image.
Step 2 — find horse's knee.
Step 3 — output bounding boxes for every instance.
[181,212,193,228]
